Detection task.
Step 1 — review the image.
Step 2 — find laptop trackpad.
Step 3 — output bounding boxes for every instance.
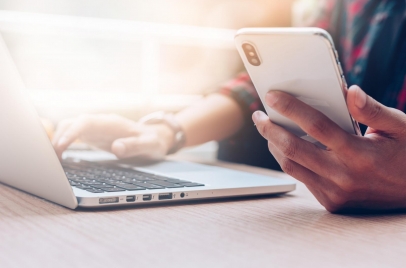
[131,160,288,187]
[133,160,215,174]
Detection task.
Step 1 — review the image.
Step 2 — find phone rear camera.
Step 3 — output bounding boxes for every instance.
[242,43,261,66]
[244,44,253,50]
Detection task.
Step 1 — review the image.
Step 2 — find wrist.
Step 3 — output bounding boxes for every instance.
[151,124,176,154]
[139,111,186,154]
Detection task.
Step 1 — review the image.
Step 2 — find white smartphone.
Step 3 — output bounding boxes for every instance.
[235,28,361,145]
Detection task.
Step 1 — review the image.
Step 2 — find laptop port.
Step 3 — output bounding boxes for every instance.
[126,195,135,202]
[158,193,173,200]
[143,194,152,201]
[99,197,119,204]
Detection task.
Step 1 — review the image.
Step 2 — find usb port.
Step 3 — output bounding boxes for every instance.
[126,195,135,202]
[158,193,173,200]
[143,194,152,201]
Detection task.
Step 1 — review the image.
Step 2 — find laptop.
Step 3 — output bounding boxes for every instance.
[0,33,295,209]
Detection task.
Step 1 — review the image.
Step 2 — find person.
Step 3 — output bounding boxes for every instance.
[53,0,406,213]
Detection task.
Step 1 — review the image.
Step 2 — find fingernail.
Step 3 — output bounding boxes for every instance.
[253,111,268,123]
[266,91,278,107]
[355,87,367,109]
[57,137,67,148]
[113,142,126,157]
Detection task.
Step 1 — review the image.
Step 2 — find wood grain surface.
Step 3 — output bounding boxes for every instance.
[1,159,406,268]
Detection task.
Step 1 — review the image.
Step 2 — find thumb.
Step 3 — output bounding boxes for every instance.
[111,136,164,159]
[347,85,406,133]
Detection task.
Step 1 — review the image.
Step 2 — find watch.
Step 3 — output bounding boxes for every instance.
[139,111,186,155]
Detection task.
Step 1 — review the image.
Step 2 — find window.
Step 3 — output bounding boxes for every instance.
[0,0,288,121]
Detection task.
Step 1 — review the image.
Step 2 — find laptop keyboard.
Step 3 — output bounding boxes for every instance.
[62,162,205,193]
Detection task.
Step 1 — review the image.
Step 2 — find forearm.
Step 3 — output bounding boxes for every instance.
[171,1,294,148]
[175,93,245,147]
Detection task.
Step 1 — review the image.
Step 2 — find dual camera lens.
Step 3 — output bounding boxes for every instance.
[242,43,261,66]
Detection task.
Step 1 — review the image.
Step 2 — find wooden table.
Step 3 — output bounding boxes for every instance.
[1,158,406,268]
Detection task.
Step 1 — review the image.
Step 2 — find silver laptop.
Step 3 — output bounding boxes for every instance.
[0,33,295,209]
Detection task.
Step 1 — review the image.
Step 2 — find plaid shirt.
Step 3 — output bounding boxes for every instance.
[220,0,406,117]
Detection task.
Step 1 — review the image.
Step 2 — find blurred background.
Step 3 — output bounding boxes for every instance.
[0,0,318,159]
[0,0,297,121]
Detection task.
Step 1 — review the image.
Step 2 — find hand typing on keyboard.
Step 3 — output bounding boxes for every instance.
[52,114,175,160]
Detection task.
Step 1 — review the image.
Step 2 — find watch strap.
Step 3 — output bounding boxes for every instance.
[139,111,186,155]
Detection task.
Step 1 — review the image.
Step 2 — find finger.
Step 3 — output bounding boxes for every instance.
[268,141,346,212]
[347,85,406,134]
[54,119,90,156]
[266,140,325,187]
[303,184,335,211]
[265,91,351,150]
[52,119,73,146]
[111,136,164,159]
[253,111,335,178]
[364,127,376,135]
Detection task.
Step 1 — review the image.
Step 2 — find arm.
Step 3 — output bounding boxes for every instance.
[176,93,244,147]
[52,93,244,160]
[53,64,259,159]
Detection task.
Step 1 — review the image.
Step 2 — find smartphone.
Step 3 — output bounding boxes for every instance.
[235,28,361,145]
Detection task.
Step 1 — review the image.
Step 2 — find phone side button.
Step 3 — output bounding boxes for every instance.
[334,49,339,60]
[337,62,344,76]
[341,75,348,89]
